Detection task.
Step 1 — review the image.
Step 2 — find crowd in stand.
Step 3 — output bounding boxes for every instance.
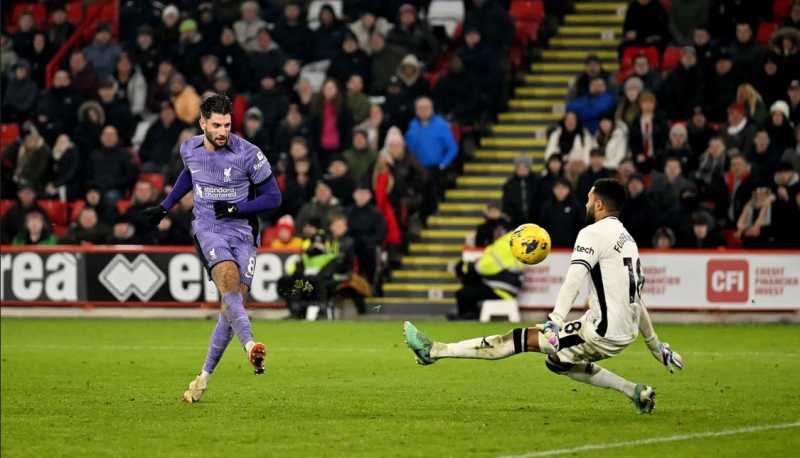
[480,0,800,251]
[0,0,519,283]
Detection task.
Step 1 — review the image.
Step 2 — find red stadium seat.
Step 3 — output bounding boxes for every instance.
[65,1,84,24]
[139,173,165,193]
[52,225,68,237]
[69,200,86,223]
[261,225,280,246]
[7,3,47,32]
[1,123,20,152]
[622,47,660,71]
[0,199,15,218]
[773,0,792,21]
[116,199,132,215]
[661,47,682,73]
[36,200,69,226]
[757,22,779,45]
[232,95,248,134]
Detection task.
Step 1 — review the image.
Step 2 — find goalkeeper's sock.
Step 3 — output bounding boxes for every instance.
[430,328,528,360]
[202,313,234,374]
[221,291,254,348]
[565,364,636,398]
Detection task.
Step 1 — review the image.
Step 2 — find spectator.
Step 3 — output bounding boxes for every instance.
[458,27,502,117]
[131,25,160,82]
[46,135,81,201]
[725,153,756,226]
[748,129,781,182]
[157,4,181,52]
[296,180,344,233]
[383,76,415,130]
[545,111,593,169]
[629,91,669,173]
[346,75,371,124]
[249,28,286,85]
[114,52,147,118]
[783,125,800,169]
[736,187,775,247]
[169,73,201,125]
[86,126,137,208]
[11,12,36,60]
[721,102,756,153]
[175,19,209,77]
[730,22,765,80]
[1,33,19,75]
[538,178,585,247]
[81,23,121,78]
[376,126,427,235]
[270,215,304,249]
[501,156,541,229]
[277,58,301,97]
[767,101,796,153]
[329,32,371,90]
[146,61,175,113]
[193,54,222,94]
[752,53,787,108]
[788,1,800,29]
[387,3,439,65]
[370,153,403,260]
[12,210,57,245]
[105,215,144,244]
[5,123,50,194]
[325,158,356,206]
[97,77,135,145]
[621,0,670,54]
[213,27,252,93]
[463,0,514,52]
[369,31,404,94]
[433,56,481,125]
[344,128,378,185]
[273,104,310,156]
[48,6,75,49]
[234,1,268,52]
[140,103,187,172]
[73,101,105,158]
[349,10,393,55]
[668,0,710,45]
[28,33,51,87]
[770,28,800,83]
[313,4,347,62]
[475,201,512,247]
[154,213,192,245]
[405,96,458,218]
[68,50,99,100]
[662,123,695,173]
[629,54,663,94]
[127,180,159,235]
[251,75,290,141]
[241,107,272,158]
[687,106,715,156]
[272,3,312,63]
[616,158,637,184]
[620,173,658,246]
[0,186,46,243]
[64,207,110,244]
[567,77,616,134]
[594,117,628,170]
[652,226,676,249]
[280,158,316,218]
[2,60,38,123]
[294,78,315,114]
[681,210,725,248]
[346,185,387,283]
[615,76,643,126]
[576,149,613,204]
[309,79,354,168]
[704,50,740,123]
[539,154,565,197]
[736,83,768,126]
[396,54,431,101]
[662,47,703,121]
[789,80,800,125]
[772,161,800,246]
[357,103,389,151]
[287,136,322,182]
[568,54,615,101]
[651,156,697,228]
[694,136,728,209]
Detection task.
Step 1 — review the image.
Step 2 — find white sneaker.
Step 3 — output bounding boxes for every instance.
[182,375,208,404]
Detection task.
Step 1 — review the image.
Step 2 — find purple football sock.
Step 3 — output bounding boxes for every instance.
[202,313,234,374]
[221,291,253,348]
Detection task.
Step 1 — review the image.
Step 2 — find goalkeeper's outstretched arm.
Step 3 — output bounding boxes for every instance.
[639,302,684,373]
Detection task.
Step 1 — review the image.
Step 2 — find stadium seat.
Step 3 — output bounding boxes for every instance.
[116,199,132,215]
[52,225,68,237]
[0,123,20,152]
[773,0,792,21]
[232,95,248,134]
[139,173,165,193]
[661,47,682,72]
[36,200,69,226]
[757,22,779,45]
[307,0,343,30]
[66,1,84,24]
[261,225,280,246]
[7,3,47,32]
[0,199,15,218]
[69,200,86,223]
[621,46,660,72]
[428,0,465,38]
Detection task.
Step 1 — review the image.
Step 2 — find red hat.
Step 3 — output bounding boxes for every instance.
[277,215,294,232]
[728,102,745,114]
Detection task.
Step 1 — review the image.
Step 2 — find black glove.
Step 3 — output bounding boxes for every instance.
[214,201,240,219]
[140,205,168,227]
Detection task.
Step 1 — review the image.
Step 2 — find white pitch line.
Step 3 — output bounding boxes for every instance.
[0,344,382,352]
[498,421,800,458]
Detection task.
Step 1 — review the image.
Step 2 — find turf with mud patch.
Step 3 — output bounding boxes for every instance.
[2,319,799,457]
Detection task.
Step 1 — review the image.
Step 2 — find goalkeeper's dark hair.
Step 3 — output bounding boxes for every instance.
[592,178,626,213]
[200,93,232,119]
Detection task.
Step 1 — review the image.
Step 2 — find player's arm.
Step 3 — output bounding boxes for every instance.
[213,175,282,218]
[639,303,684,373]
[141,168,193,226]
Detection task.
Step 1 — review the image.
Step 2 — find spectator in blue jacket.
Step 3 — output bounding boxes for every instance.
[81,23,122,78]
[405,96,458,219]
[566,77,616,134]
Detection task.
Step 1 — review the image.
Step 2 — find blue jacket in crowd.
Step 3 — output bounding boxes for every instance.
[566,91,616,134]
[405,114,458,169]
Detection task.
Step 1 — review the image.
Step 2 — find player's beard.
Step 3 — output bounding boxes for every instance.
[204,130,227,150]
[586,204,595,224]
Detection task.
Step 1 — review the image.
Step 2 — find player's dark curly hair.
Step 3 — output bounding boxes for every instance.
[200,93,232,119]
[592,178,627,212]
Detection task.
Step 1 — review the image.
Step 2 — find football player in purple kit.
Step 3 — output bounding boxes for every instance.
[140,94,282,403]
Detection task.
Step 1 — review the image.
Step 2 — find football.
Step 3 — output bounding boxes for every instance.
[509,223,552,265]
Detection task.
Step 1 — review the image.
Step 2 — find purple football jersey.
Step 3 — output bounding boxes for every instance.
[180,134,272,239]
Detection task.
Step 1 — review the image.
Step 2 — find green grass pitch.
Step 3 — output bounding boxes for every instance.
[2,319,799,457]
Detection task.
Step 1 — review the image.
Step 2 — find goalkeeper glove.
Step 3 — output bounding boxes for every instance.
[535,315,562,354]
[213,201,240,219]
[650,342,684,373]
[140,205,168,227]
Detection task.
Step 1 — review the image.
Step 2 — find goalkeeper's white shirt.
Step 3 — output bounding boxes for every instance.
[566,216,643,342]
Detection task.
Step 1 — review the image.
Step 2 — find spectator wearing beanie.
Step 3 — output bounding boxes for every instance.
[652,226,676,249]
[767,101,796,153]
[662,123,695,173]
[501,155,542,229]
[681,211,725,248]
[270,215,303,250]
[234,1,268,53]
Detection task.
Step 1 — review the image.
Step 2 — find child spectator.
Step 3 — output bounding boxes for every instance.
[270,215,304,250]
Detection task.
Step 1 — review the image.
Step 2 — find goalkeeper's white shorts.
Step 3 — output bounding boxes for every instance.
[553,312,635,365]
